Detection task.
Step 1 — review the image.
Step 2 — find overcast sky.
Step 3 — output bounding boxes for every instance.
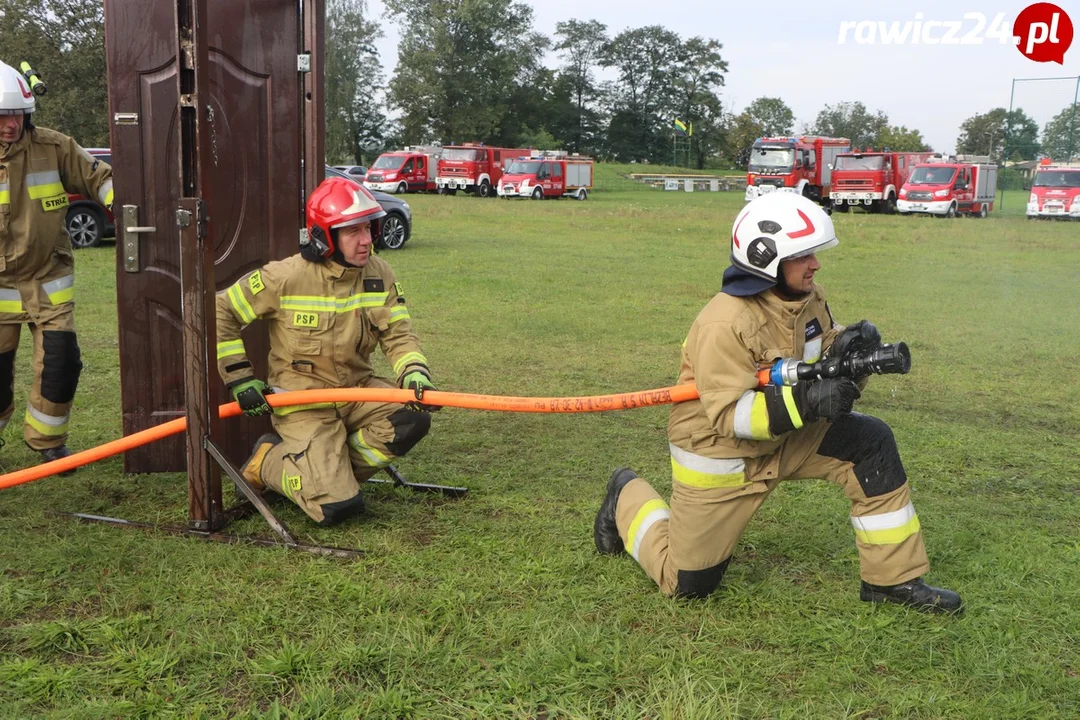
[367,0,1080,154]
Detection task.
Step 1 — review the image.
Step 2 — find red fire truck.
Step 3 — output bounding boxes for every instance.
[744,135,850,205]
[435,143,532,197]
[830,150,935,213]
[364,145,442,194]
[1026,158,1080,219]
[497,151,594,200]
[897,154,997,218]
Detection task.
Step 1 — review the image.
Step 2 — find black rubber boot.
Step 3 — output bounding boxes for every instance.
[39,445,76,477]
[860,577,963,615]
[593,467,638,555]
[240,433,282,492]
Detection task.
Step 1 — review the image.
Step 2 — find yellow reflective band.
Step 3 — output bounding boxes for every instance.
[671,456,746,489]
[227,283,256,324]
[347,429,391,467]
[103,188,114,207]
[42,274,75,305]
[627,498,670,557]
[26,170,65,199]
[749,393,771,440]
[0,190,8,204]
[781,385,803,430]
[393,352,428,377]
[24,408,69,437]
[0,290,24,313]
[216,339,246,360]
[854,516,921,545]
[280,292,389,313]
[388,306,411,324]
[98,180,114,206]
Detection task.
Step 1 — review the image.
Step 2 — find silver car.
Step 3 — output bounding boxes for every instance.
[325,165,412,250]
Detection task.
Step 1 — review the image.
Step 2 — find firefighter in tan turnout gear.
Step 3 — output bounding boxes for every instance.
[593,192,962,614]
[216,177,435,525]
[0,60,113,472]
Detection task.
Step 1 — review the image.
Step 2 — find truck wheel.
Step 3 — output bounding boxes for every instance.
[884,194,897,214]
[397,181,408,194]
[945,203,956,218]
[576,188,588,201]
[976,204,988,218]
[477,181,492,198]
[439,187,457,196]
[531,187,544,200]
[832,201,849,213]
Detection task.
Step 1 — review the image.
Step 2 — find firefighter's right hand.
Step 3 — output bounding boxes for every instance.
[232,379,273,417]
[799,377,861,422]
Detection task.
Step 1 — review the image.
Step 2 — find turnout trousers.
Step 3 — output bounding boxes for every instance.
[615,413,930,598]
[0,303,81,451]
[258,378,431,525]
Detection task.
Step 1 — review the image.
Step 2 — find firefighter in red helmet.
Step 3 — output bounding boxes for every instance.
[215,176,436,525]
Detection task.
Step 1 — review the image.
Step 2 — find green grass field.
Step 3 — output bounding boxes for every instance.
[0,168,1077,718]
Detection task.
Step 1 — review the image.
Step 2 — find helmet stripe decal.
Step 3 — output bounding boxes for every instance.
[786,209,816,239]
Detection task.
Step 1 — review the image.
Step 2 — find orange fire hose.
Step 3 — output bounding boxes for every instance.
[0,384,700,490]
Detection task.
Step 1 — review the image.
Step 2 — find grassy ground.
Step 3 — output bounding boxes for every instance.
[0,170,1078,718]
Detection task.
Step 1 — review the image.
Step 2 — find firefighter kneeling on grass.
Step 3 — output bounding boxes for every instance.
[593,192,962,614]
[215,177,436,525]
[0,61,113,472]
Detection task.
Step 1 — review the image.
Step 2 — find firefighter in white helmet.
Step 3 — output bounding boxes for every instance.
[593,192,962,614]
[0,60,113,472]
[215,176,435,525]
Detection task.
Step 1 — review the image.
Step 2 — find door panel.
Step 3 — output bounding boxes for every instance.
[106,0,301,472]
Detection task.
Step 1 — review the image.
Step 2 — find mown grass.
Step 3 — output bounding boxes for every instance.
[0,169,1077,718]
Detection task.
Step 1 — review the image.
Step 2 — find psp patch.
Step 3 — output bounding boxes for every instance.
[292,311,319,328]
[248,270,265,295]
[41,194,69,212]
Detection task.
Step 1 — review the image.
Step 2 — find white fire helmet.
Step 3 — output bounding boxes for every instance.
[0,61,35,115]
[730,192,837,283]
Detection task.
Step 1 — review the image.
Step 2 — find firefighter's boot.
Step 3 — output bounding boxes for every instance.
[39,445,76,477]
[594,467,638,555]
[860,577,963,615]
[239,433,282,493]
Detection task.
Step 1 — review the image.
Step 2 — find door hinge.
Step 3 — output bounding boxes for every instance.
[297,53,311,73]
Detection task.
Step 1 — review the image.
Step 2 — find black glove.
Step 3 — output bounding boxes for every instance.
[231,378,273,417]
[827,320,881,361]
[400,370,440,413]
[797,377,861,422]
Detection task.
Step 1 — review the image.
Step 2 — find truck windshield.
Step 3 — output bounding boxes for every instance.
[835,155,884,171]
[748,147,794,173]
[1033,170,1080,188]
[444,148,482,161]
[506,160,541,174]
[372,156,405,170]
[908,167,956,185]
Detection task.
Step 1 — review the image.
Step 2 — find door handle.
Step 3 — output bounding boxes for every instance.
[121,205,151,273]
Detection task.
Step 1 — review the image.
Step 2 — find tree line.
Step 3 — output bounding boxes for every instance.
[2,0,1077,169]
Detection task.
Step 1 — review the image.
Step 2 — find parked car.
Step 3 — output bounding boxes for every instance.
[66,148,115,249]
[333,164,368,182]
[324,165,411,250]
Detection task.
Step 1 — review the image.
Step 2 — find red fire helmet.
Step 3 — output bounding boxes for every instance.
[303,177,386,258]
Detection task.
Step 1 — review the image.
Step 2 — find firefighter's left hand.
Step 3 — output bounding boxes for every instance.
[827,320,881,360]
[401,371,440,412]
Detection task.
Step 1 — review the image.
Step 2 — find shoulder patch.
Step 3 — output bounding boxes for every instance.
[393,281,404,296]
[363,278,385,293]
[248,271,266,295]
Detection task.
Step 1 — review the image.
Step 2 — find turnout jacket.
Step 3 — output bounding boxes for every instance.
[668,277,839,461]
[0,128,113,319]
[216,254,429,393]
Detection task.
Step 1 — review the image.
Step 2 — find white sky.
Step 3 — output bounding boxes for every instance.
[367,0,1080,154]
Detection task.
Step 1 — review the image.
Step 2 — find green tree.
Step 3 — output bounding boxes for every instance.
[671,37,728,168]
[553,19,608,155]
[810,101,888,149]
[742,97,794,137]
[956,108,1040,163]
[324,0,385,165]
[876,125,931,152]
[385,0,544,145]
[1040,102,1080,161]
[0,0,108,147]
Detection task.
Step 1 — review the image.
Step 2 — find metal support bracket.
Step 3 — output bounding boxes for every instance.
[366,464,469,498]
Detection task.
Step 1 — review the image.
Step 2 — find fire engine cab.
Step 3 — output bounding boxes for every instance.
[497,151,594,200]
[897,154,996,218]
[1027,158,1080,219]
[364,145,441,194]
[744,135,850,205]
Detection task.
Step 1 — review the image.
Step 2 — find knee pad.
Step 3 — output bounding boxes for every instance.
[0,348,15,411]
[317,492,366,526]
[41,331,82,404]
[675,557,731,600]
[384,408,431,456]
[817,412,907,497]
